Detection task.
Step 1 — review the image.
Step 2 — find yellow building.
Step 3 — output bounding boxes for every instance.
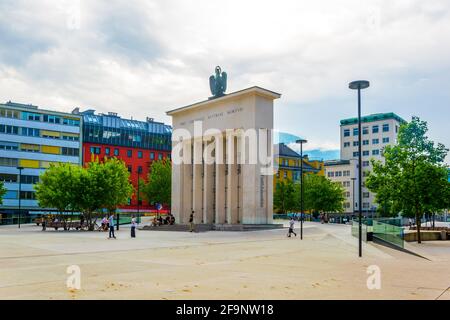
[273,143,324,186]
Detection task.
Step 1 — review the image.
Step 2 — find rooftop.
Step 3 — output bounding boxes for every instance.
[1,101,81,118]
[324,159,352,166]
[166,86,281,116]
[340,112,406,126]
[76,109,172,134]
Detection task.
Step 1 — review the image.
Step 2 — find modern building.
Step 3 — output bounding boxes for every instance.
[74,108,172,212]
[273,142,324,186]
[325,112,406,214]
[0,101,82,221]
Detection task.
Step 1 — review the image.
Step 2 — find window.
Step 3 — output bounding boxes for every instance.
[0,157,19,167]
[114,148,119,156]
[90,146,101,154]
[158,153,163,160]
[382,137,389,143]
[150,152,155,160]
[0,142,19,151]
[62,135,79,141]
[382,124,389,132]
[344,142,350,147]
[372,138,379,144]
[345,192,350,198]
[21,128,40,137]
[23,112,41,121]
[62,118,80,126]
[363,202,370,209]
[363,150,369,156]
[0,125,19,135]
[127,165,132,172]
[353,141,359,147]
[362,126,369,135]
[5,190,18,199]
[105,147,110,155]
[353,152,359,157]
[363,140,369,145]
[353,128,359,136]
[43,114,60,124]
[0,173,17,182]
[138,151,143,159]
[20,191,36,200]
[344,129,350,137]
[363,161,370,167]
[62,147,79,156]
[363,192,370,198]
[127,150,132,158]
[0,108,19,118]
[137,166,143,174]
[372,149,380,155]
[21,175,39,184]
[343,170,350,177]
[395,125,398,133]
[372,125,379,133]
[328,172,334,177]
[283,171,287,179]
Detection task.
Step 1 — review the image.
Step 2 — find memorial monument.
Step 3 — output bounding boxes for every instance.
[167,67,281,229]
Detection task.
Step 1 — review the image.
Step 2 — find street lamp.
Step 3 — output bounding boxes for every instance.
[17,166,24,229]
[349,80,370,258]
[137,167,142,221]
[296,138,307,240]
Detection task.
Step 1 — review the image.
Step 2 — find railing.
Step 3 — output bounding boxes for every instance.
[372,218,404,249]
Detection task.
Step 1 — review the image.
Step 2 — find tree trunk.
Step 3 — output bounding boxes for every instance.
[432,212,435,229]
[416,211,421,244]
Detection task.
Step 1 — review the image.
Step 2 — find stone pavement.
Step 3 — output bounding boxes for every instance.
[0,221,449,300]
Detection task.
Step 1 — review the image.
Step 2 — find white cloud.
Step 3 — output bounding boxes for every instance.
[0,0,449,161]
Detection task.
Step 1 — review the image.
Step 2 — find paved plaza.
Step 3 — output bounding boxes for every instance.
[0,221,449,300]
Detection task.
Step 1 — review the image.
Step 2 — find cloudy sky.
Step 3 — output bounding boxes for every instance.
[1,0,449,162]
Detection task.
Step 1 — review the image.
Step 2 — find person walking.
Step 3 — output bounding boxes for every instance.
[108,213,116,239]
[189,211,194,233]
[287,217,297,237]
[131,215,137,238]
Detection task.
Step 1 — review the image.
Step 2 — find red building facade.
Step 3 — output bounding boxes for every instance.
[75,109,172,213]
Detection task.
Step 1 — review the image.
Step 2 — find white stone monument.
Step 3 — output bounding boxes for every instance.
[167,76,280,229]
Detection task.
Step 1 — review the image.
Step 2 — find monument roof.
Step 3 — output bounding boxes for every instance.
[166,86,281,116]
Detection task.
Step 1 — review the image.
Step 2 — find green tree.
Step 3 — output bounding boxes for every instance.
[0,180,7,205]
[141,159,171,209]
[96,157,134,215]
[34,163,80,214]
[274,179,296,214]
[301,174,345,215]
[366,117,449,243]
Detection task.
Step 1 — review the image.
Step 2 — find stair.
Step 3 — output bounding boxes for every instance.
[139,223,284,232]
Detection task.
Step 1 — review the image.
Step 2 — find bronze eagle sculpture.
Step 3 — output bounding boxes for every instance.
[209,66,227,98]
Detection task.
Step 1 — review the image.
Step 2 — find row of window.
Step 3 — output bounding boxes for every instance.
[327,170,351,178]
[344,123,398,137]
[3,190,36,200]
[343,191,370,198]
[0,108,81,126]
[90,146,168,160]
[0,157,60,169]
[0,173,39,184]
[84,126,171,151]
[0,125,80,141]
[0,141,79,157]
[343,202,372,209]
[344,137,390,147]
[352,149,380,157]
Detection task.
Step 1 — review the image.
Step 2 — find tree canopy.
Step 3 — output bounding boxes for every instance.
[302,174,345,214]
[366,116,449,243]
[0,180,7,205]
[273,179,296,214]
[140,159,171,209]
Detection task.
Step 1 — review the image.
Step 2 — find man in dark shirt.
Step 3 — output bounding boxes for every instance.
[189,211,194,232]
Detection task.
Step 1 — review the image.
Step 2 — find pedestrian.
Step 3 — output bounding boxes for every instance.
[189,211,194,232]
[108,213,116,239]
[131,215,137,238]
[287,217,297,237]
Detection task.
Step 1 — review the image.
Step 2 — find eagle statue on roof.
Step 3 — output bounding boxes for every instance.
[209,66,227,99]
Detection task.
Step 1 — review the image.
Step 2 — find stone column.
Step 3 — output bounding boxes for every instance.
[192,138,203,224]
[226,133,238,224]
[180,139,193,224]
[203,140,215,224]
[215,134,226,224]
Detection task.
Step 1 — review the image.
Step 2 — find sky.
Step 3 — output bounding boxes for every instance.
[1,0,449,162]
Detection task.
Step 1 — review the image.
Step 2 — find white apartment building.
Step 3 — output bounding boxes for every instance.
[325,113,406,214]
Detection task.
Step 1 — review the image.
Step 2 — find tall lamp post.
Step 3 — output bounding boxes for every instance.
[17,166,24,229]
[137,167,142,221]
[296,138,307,240]
[349,80,370,258]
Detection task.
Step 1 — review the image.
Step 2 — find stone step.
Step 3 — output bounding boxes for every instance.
[139,223,284,232]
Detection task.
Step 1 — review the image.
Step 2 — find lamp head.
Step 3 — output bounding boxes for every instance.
[296,139,308,144]
[349,80,370,90]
